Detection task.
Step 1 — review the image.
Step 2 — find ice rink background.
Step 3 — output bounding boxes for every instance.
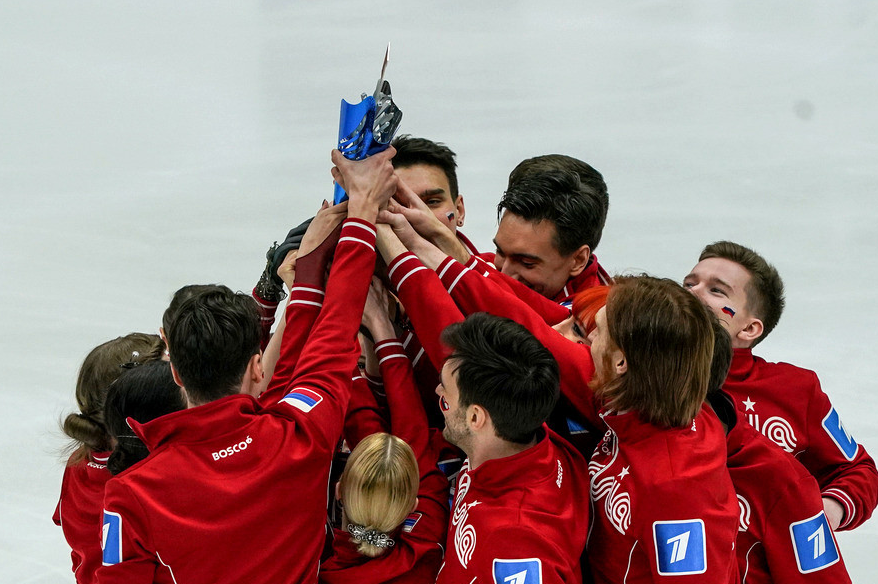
[2,1,876,581]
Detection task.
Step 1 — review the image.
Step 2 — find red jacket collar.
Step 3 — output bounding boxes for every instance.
[553,254,611,303]
[463,425,558,491]
[727,348,756,382]
[129,394,259,452]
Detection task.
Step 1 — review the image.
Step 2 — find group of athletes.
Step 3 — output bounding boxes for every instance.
[56,135,877,583]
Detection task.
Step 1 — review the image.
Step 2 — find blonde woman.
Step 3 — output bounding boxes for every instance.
[319,279,450,583]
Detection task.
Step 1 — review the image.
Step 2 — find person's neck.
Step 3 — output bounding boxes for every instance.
[467,434,538,471]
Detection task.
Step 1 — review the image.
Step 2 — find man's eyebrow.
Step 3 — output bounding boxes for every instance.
[417,188,446,197]
[709,276,734,290]
[492,239,540,262]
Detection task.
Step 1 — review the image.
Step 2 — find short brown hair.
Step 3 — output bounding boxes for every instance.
[699,241,785,345]
[598,276,714,428]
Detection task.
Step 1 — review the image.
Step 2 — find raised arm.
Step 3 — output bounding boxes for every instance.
[260,202,348,404]
[271,149,397,452]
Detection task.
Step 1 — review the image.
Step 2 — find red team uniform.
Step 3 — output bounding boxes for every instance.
[723,349,878,531]
[54,452,112,584]
[437,427,590,584]
[97,219,378,584]
[713,393,852,583]
[586,406,739,584]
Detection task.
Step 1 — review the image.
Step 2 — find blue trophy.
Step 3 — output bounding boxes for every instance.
[333,44,403,204]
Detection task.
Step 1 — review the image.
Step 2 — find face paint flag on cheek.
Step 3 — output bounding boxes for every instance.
[722,306,736,318]
[446,212,455,221]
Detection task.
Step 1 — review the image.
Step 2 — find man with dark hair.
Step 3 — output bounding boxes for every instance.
[391,134,478,253]
[705,319,853,582]
[435,312,589,584]
[507,153,609,248]
[98,148,398,584]
[488,169,608,302]
[684,241,878,532]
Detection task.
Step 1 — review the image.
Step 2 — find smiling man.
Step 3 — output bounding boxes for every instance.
[485,167,610,304]
[684,240,878,532]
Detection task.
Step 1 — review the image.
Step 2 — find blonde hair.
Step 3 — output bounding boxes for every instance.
[340,433,419,557]
[62,333,165,465]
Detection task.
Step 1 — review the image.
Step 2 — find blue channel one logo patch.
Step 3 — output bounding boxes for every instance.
[653,519,707,576]
[790,511,840,574]
[493,558,542,584]
[102,510,122,565]
[821,407,858,461]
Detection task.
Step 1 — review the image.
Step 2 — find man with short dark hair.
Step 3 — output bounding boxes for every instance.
[489,169,607,301]
[435,313,589,584]
[391,134,478,254]
[97,148,398,584]
[684,240,878,531]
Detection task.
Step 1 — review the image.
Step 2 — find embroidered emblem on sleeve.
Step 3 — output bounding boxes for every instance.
[821,407,859,461]
[101,510,123,566]
[279,388,324,412]
[789,511,840,573]
[493,558,543,584]
[653,519,707,576]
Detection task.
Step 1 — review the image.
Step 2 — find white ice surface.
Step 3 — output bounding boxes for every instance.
[1,1,876,581]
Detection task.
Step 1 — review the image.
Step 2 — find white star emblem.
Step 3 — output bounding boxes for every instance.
[618,466,630,480]
[742,396,756,411]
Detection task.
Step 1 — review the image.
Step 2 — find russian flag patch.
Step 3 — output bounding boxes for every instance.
[402,512,422,533]
[280,388,324,412]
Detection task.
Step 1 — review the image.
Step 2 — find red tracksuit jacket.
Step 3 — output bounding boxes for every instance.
[96,218,377,584]
[54,451,112,584]
[718,393,852,583]
[587,405,739,584]
[319,339,449,584]
[437,426,590,584]
[723,349,878,531]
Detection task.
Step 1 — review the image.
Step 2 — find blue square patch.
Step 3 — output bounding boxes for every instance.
[493,558,542,584]
[653,519,706,575]
[790,511,840,573]
[821,407,858,461]
[102,510,122,566]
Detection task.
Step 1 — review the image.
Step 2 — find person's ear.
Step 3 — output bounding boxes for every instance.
[613,349,627,376]
[455,195,466,227]
[469,404,487,431]
[567,244,592,278]
[737,317,764,348]
[241,353,264,397]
